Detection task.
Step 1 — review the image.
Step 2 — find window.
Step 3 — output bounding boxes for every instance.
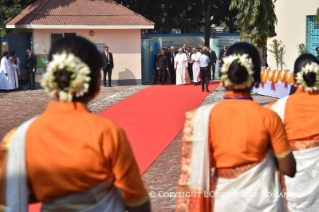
[95,43,105,53]
[306,16,319,56]
[64,33,76,38]
[50,33,76,47]
[51,34,63,46]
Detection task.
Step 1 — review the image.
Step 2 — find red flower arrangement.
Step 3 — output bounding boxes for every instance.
[272,39,277,42]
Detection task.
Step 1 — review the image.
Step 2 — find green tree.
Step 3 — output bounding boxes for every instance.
[0,0,38,37]
[230,0,277,66]
[213,0,239,33]
[315,7,319,25]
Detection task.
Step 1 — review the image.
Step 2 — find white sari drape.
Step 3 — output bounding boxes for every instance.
[177,103,286,212]
[191,53,201,83]
[175,53,191,85]
[1,117,125,212]
[268,97,319,212]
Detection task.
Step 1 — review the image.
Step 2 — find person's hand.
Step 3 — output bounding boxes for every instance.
[32,69,36,73]
[214,63,216,65]
[157,68,160,70]
[112,67,114,69]
[166,68,168,70]
[174,68,176,70]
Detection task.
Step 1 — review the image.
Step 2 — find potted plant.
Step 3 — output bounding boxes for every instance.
[269,39,285,70]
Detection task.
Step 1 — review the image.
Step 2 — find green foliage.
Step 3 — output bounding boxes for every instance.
[297,43,306,55]
[316,7,319,25]
[213,0,239,32]
[229,0,277,43]
[268,39,285,70]
[0,0,38,37]
[115,0,204,33]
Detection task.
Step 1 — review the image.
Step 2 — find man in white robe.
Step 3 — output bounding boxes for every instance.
[174,48,191,85]
[0,52,18,90]
[191,48,201,85]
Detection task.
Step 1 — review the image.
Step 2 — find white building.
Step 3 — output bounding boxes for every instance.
[267,0,319,70]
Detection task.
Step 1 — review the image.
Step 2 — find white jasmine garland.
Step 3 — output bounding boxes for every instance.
[295,62,319,92]
[220,54,255,89]
[41,51,91,102]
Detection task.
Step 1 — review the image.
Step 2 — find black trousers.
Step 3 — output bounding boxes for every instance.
[168,64,176,84]
[153,69,159,84]
[159,67,167,84]
[200,67,210,90]
[103,65,112,86]
[211,64,216,80]
[188,63,193,80]
[27,69,35,89]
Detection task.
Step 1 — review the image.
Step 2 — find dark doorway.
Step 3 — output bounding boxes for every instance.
[8,33,32,80]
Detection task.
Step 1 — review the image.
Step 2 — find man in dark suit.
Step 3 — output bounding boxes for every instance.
[182,44,187,54]
[153,49,161,85]
[219,44,228,61]
[208,47,217,80]
[186,47,193,81]
[156,49,169,85]
[25,47,37,90]
[102,46,114,87]
[166,47,171,55]
[167,46,176,84]
[219,45,228,77]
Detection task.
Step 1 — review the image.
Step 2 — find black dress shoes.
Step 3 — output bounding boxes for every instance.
[206,89,210,92]
[107,85,112,87]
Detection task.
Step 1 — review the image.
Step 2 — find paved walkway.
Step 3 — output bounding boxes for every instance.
[0,85,277,212]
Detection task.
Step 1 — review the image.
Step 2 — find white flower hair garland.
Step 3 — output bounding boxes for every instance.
[220,54,255,90]
[41,51,91,102]
[295,62,319,92]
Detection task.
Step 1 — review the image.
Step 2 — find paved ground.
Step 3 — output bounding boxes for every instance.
[0,85,277,212]
[0,86,147,140]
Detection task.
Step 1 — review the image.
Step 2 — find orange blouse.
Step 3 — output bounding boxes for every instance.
[284,88,319,141]
[1,102,147,204]
[209,91,290,168]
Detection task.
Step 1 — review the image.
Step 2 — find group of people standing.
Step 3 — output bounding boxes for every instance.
[0,48,37,91]
[153,43,228,92]
[1,36,319,212]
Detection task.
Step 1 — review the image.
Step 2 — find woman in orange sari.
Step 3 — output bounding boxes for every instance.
[0,37,150,212]
[176,43,296,212]
[265,54,319,212]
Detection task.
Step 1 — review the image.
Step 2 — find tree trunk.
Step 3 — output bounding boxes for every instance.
[204,14,210,46]
[256,39,266,67]
[202,0,215,46]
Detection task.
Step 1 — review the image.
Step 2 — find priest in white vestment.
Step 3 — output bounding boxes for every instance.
[174,48,191,85]
[0,52,19,90]
[191,48,201,84]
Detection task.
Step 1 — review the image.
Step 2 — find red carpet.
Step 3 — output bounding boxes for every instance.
[99,82,219,174]
[29,82,218,211]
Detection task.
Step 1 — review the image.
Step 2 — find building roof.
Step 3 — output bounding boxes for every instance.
[6,0,154,29]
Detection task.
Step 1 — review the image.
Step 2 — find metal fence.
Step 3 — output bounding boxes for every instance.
[306,16,319,56]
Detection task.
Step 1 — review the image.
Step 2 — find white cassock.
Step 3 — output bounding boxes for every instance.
[0,57,19,90]
[174,53,191,85]
[191,52,201,83]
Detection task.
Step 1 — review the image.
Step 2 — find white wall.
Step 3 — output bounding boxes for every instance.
[33,29,142,82]
[267,0,319,70]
